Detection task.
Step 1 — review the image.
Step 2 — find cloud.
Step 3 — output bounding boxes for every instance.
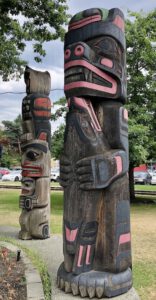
[0,66,64,123]
[68,0,155,15]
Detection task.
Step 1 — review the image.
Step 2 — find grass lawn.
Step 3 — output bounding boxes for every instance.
[0,180,60,187]
[135,184,156,191]
[0,189,156,300]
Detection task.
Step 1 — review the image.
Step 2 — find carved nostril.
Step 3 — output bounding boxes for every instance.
[65,49,71,60]
[74,45,84,56]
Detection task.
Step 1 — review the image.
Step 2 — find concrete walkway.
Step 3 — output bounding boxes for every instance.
[0,226,140,300]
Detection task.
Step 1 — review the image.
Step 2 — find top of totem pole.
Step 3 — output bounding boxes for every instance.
[24,66,51,95]
[65,8,125,50]
[64,7,127,103]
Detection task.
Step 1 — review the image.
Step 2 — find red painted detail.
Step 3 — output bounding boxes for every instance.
[86,245,91,265]
[22,170,42,177]
[65,49,71,60]
[101,58,113,68]
[21,189,30,195]
[34,98,51,109]
[123,109,128,121]
[65,59,117,95]
[69,15,101,31]
[65,81,117,95]
[77,245,84,267]
[65,226,78,242]
[73,97,101,131]
[119,233,131,245]
[22,164,43,177]
[74,45,84,56]
[34,110,51,117]
[38,132,47,141]
[113,15,124,32]
[115,156,122,174]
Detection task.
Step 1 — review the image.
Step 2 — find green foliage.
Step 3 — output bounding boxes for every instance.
[0,147,21,168]
[51,97,66,160]
[51,124,65,159]
[51,97,67,121]
[1,115,22,167]
[126,9,156,167]
[2,114,22,145]
[0,0,69,80]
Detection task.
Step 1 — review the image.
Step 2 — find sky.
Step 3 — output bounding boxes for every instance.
[0,0,156,131]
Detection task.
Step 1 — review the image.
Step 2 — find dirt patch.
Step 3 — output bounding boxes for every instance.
[0,246,27,300]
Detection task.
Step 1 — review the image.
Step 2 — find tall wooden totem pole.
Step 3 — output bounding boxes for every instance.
[19,66,51,240]
[57,8,132,298]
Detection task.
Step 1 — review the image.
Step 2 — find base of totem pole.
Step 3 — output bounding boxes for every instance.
[57,263,133,299]
[18,224,50,240]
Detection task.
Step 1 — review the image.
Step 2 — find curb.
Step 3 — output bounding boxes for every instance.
[0,241,45,300]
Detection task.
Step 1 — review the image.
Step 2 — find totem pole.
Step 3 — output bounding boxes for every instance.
[57,8,132,298]
[19,66,51,240]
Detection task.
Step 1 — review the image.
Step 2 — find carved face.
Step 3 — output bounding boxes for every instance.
[64,8,126,102]
[21,177,35,195]
[21,140,51,178]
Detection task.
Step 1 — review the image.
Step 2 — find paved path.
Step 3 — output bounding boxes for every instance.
[0,226,140,300]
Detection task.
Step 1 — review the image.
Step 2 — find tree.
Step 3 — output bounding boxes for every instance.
[51,97,67,121]
[51,97,66,159]
[0,0,69,80]
[126,9,156,200]
[51,124,65,159]
[0,127,20,168]
[2,114,22,154]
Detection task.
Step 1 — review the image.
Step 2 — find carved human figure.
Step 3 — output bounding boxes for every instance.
[19,66,51,240]
[57,8,132,298]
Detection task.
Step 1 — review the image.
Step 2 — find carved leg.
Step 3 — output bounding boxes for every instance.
[19,205,50,239]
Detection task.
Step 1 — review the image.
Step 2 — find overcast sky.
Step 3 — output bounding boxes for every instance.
[0,0,156,131]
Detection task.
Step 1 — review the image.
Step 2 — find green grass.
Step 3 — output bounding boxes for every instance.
[135,184,156,191]
[0,181,61,187]
[133,261,156,289]
[51,191,63,233]
[0,190,63,232]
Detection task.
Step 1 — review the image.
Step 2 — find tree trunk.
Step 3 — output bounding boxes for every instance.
[17,138,21,155]
[129,163,135,202]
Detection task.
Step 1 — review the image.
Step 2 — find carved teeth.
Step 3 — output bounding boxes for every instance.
[84,68,90,81]
[65,281,71,293]
[60,278,65,290]
[79,285,87,297]
[87,286,96,299]
[57,276,60,288]
[71,282,79,295]
[96,286,104,298]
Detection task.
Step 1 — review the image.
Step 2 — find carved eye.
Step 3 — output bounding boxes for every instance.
[65,49,71,60]
[26,151,39,160]
[74,45,84,56]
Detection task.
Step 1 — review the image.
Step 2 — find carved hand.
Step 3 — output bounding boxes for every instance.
[76,151,127,190]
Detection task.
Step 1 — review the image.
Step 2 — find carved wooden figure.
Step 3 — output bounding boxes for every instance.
[19,66,51,240]
[57,8,132,298]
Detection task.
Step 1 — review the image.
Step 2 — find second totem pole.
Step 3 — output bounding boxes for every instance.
[57,8,132,298]
[19,67,51,240]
